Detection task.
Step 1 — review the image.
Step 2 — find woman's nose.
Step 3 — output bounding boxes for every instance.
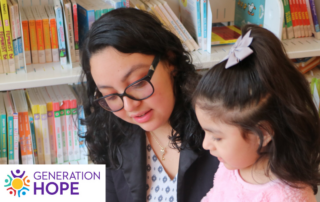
[123,96,141,112]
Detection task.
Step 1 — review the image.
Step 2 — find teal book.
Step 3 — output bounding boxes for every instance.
[234,0,265,28]
[0,93,7,164]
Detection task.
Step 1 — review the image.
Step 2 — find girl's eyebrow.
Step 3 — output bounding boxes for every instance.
[96,64,150,89]
[203,128,223,135]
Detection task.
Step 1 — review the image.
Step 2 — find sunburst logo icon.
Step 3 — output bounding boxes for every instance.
[4,169,30,197]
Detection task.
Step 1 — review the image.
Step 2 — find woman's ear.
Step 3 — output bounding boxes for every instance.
[258,121,273,147]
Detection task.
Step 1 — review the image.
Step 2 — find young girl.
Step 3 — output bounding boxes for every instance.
[194,24,320,202]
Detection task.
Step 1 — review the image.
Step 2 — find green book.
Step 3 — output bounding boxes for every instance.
[282,0,294,39]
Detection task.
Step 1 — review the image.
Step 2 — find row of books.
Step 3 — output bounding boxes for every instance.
[282,0,320,40]
[292,57,320,73]
[130,0,200,52]
[0,84,88,164]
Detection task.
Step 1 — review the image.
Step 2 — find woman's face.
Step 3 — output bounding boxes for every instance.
[90,47,175,132]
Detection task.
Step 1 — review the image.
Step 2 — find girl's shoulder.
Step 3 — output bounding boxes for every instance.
[267,181,316,202]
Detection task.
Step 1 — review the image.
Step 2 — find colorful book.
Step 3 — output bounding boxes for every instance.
[289,0,301,38]
[28,108,38,164]
[62,0,76,63]
[77,0,95,48]
[234,0,265,28]
[0,0,15,72]
[11,90,33,164]
[0,9,9,73]
[70,0,80,62]
[45,5,59,62]
[0,92,7,164]
[299,0,312,37]
[308,0,320,39]
[211,23,241,45]
[7,0,19,70]
[54,0,67,65]
[38,6,53,63]
[25,88,45,164]
[20,9,32,65]
[24,7,39,64]
[3,92,15,164]
[44,86,64,164]
[50,85,70,162]
[31,7,46,64]
[38,87,58,164]
[10,0,24,69]
[282,0,294,39]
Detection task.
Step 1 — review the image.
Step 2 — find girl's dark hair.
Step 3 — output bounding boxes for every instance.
[80,8,203,168]
[193,24,320,193]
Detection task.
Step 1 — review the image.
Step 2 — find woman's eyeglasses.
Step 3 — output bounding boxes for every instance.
[93,55,160,112]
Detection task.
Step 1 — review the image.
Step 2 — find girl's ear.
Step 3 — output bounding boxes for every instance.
[258,121,273,147]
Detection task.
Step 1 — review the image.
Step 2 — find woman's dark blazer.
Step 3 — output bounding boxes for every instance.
[106,126,219,202]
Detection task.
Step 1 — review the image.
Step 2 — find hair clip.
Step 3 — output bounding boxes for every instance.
[223,30,253,69]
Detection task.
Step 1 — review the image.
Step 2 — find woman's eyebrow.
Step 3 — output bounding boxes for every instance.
[121,64,149,82]
[97,64,150,89]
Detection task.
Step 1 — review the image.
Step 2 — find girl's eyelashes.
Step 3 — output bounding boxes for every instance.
[212,137,222,142]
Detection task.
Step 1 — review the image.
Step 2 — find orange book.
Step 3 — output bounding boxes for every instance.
[45,5,59,63]
[289,0,301,38]
[38,6,52,63]
[32,7,45,64]
[300,0,312,37]
[23,7,39,64]
[20,9,31,65]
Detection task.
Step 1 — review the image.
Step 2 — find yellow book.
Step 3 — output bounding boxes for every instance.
[0,10,8,73]
[23,7,39,64]
[26,88,45,164]
[1,0,15,72]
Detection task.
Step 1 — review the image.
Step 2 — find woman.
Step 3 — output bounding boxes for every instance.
[80,8,218,202]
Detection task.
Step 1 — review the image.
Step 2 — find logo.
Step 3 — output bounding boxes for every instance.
[4,169,30,197]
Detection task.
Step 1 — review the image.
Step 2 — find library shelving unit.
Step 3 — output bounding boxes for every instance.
[0,0,319,92]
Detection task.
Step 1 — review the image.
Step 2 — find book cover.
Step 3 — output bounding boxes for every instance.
[211,23,241,45]
[77,0,95,48]
[54,1,67,65]
[0,92,7,164]
[234,0,265,27]
[1,0,15,72]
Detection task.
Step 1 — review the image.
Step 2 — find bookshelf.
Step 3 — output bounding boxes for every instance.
[0,0,319,91]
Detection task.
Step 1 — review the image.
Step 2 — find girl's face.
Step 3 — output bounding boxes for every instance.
[90,47,175,132]
[195,106,260,170]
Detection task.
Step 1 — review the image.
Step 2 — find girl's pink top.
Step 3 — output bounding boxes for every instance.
[201,163,316,202]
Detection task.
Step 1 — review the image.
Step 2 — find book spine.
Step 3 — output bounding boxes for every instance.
[203,0,207,51]
[23,112,33,164]
[49,18,59,62]
[14,4,24,69]
[283,13,287,40]
[66,106,74,161]
[33,109,44,164]
[55,6,67,65]
[72,3,79,62]
[294,0,305,37]
[35,18,46,64]
[78,105,88,163]
[1,114,6,164]
[21,20,31,65]
[7,115,14,164]
[309,0,320,34]
[13,113,19,164]
[60,108,68,162]
[47,104,56,164]
[0,12,8,72]
[283,0,294,39]
[53,103,63,164]
[305,0,316,34]
[64,2,75,63]
[8,3,19,71]
[196,0,202,47]
[43,18,53,63]
[77,4,89,49]
[289,0,301,37]
[1,0,15,72]
[300,0,311,36]
[29,115,38,164]
[39,106,51,164]
[29,19,39,64]
[71,104,79,160]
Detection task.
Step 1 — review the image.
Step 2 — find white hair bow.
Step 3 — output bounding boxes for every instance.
[223,30,253,69]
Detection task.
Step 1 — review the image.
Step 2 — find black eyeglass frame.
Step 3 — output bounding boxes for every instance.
[93,55,161,112]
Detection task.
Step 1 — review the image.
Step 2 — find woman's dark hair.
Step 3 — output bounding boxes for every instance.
[80,8,203,168]
[193,24,320,193]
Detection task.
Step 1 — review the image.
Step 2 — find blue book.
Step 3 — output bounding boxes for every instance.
[0,93,7,164]
[77,3,95,48]
[54,2,67,65]
[17,38,24,69]
[234,0,265,28]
